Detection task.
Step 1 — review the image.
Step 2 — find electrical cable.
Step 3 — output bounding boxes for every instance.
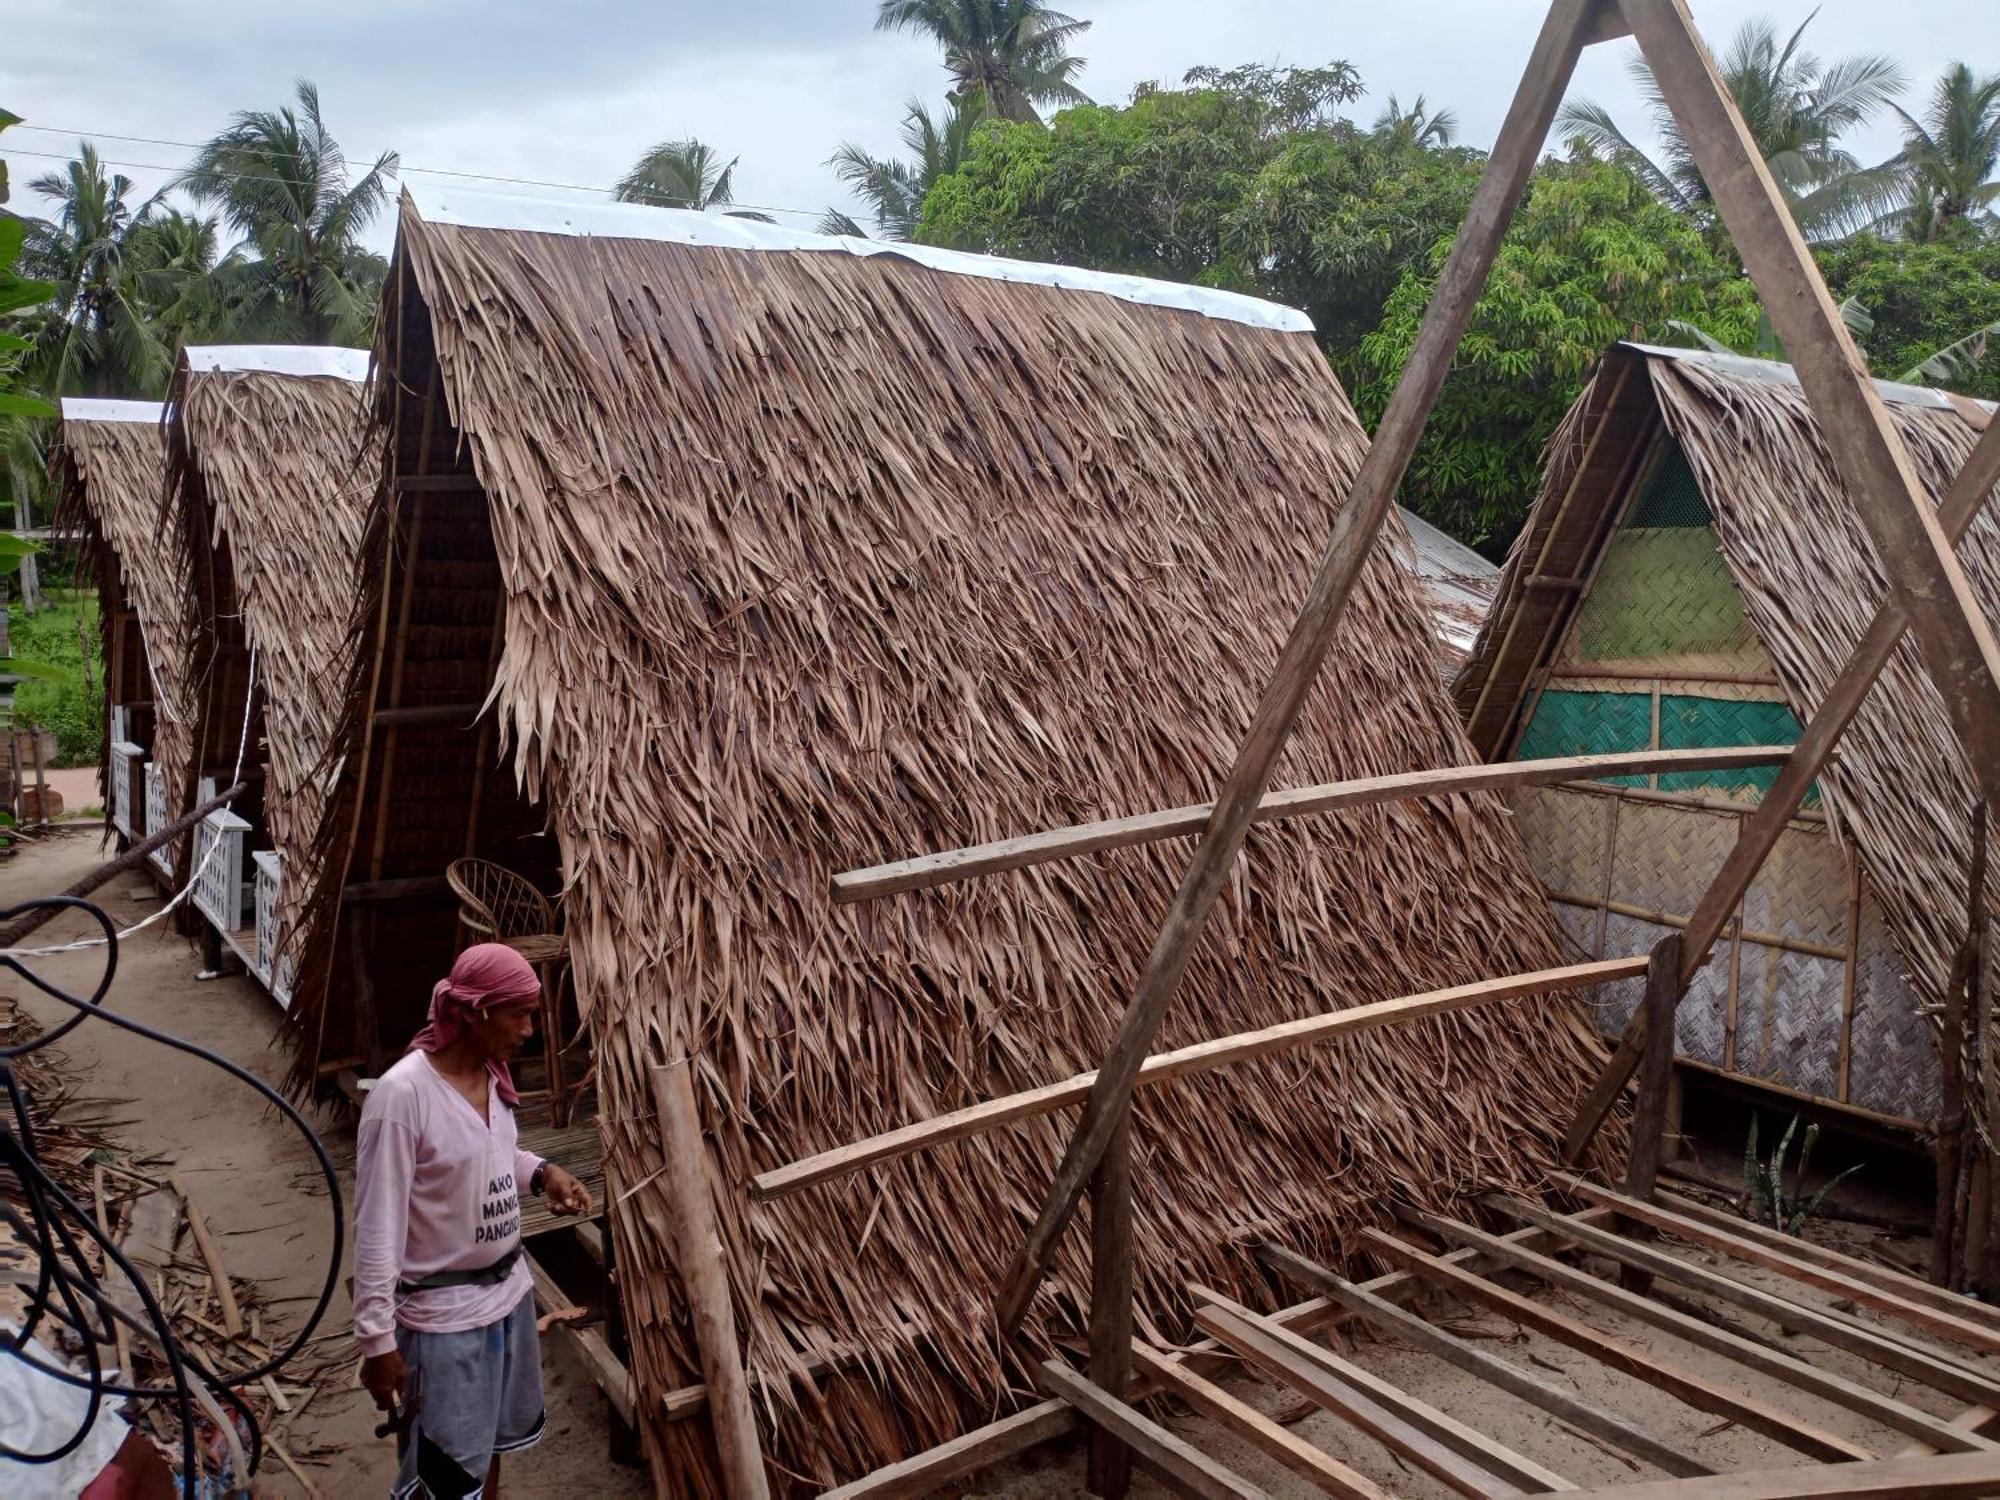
[0,894,345,1495]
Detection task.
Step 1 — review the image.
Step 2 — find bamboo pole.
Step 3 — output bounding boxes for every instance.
[649,1061,769,1500]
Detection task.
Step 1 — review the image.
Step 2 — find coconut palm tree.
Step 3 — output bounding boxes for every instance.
[1557,12,1906,241]
[875,0,1090,125]
[19,143,172,397]
[127,209,232,353]
[179,80,395,346]
[825,98,987,240]
[614,138,741,210]
[1372,95,1459,149]
[1886,63,2000,240]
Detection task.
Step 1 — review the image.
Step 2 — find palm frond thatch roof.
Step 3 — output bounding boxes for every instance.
[1458,341,1999,1037]
[322,185,1618,1488]
[164,346,379,969]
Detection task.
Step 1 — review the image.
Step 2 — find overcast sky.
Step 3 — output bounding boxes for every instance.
[3,2,1988,260]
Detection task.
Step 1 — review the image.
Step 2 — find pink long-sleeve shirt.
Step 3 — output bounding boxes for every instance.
[352,1051,544,1357]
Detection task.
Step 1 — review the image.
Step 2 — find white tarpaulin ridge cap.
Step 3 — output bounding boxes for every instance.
[402,182,1316,336]
[60,398,164,424]
[183,345,372,381]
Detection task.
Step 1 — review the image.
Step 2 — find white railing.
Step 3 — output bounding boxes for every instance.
[192,807,252,932]
[252,851,293,1008]
[143,763,171,877]
[109,741,142,839]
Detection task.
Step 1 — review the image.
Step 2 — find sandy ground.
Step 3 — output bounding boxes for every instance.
[0,826,646,1498]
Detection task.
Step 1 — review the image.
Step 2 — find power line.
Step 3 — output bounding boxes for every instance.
[4,124,837,220]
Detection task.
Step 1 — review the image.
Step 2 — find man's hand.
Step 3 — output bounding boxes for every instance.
[541,1163,592,1217]
[360,1350,406,1412]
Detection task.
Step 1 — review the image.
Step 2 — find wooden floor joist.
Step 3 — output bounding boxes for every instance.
[1492,1197,2000,1408]
[1035,1359,1271,1500]
[754,957,1647,1201]
[1560,1449,2000,1499]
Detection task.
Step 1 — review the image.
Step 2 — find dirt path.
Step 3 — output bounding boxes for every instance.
[0,826,643,1498]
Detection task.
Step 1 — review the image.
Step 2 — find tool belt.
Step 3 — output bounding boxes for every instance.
[397,1245,522,1296]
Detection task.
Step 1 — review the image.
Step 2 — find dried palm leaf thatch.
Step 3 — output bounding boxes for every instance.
[163,354,379,976]
[49,403,177,804]
[1461,341,1999,1066]
[306,192,1623,1489]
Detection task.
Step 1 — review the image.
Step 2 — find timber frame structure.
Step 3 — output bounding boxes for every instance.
[780,0,2000,1495]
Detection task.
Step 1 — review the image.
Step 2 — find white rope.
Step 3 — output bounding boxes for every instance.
[5,647,260,958]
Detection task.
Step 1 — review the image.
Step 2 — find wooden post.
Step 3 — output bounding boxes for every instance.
[1937,804,1990,1286]
[1086,1119,1133,1499]
[993,0,1615,1337]
[650,1060,769,1500]
[1625,934,1684,1225]
[1566,412,2000,1163]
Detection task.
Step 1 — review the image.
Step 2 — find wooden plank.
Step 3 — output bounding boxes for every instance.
[1035,1359,1271,1500]
[834,747,1789,902]
[1631,0,2000,792]
[1360,1228,1871,1462]
[167,1172,240,1337]
[1559,1449,2000,1499]
[1624,936,1682,1199]
[524,1250,636,1426]
[1192,1289,1564,1496]
[1492,1196,2000,1407]
[1561,44,2000,1169]
[1259,1242,1709,1476]
[651,1062,770,1500]
[817,1404,1078,1500]
[754,958,1646,1201]
[1898,1405,1997,1460]
[1407,1208,1996,1454]
[991,0,1617,1338]
[1129,1343,1395,1500]
[1087,1119,1133,1499]
[1562,1177,2000,1358]
[92,1164,131,1379]
[1650,1188,2000,1336]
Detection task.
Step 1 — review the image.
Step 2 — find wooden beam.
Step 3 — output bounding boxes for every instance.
[524,1250,636,1426]
[1192,1287,1570,1495]
[1492,1196,2000,1407]
[991,0,1617,1338]
[1630,0,2000,792]
[370,701,485,728]
[1033,1359,1271,1500]
[1624,935,1682,1199]
[834,747,1789,902]
[753,958,1645,1201]
[1563,412,2000,1163]
[1360,1228,1871,1462]
[1128,1343,1394,1500]
[1407,1207,1997,1454]
[1258,1242,1710,1476]
[651,1062,770,1500]
[1087,1120,1133,1500]
[1562,1176,2000,1357]
[1898,1405,1999,1460]
[1559,1450,2000,1499]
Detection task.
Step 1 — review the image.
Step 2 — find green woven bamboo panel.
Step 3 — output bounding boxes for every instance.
[1574,527,1753,661]
[1658,695,1811,801]
[1515,690,1653,785]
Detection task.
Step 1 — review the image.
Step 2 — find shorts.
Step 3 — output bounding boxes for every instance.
[391,1290,545,1499]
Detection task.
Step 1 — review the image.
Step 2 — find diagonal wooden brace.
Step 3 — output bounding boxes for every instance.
[988,0,1619,1339]
[1565,411,2000,1163]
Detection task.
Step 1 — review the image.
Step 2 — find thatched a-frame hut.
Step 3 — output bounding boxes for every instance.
[161,345,377,1002]
[1456,341,2000,1129]
[295,185,1618,1490]
[50,398,173,846]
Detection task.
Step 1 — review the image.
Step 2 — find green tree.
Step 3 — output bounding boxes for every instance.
[1886,63,2000,240]
[616,138,746,211]
[1817,233,2000,398]
[180,80,394,346]
[1372,94,1458,149]
[1359,158,1761,547]
[876,0,1090,124]
[1558,13,1906,240]
[19,143,172,397]
[127,209,230,354]
[825,99,988,239]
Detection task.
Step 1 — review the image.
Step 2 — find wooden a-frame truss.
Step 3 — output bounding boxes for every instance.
[692,1,2000,1495]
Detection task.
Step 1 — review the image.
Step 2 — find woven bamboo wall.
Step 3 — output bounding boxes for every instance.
[1508,437,1936,1124]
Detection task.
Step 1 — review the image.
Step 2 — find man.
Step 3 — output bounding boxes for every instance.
[354,943,593,1499]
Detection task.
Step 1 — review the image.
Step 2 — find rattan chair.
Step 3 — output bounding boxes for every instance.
[446,858,577,1125]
